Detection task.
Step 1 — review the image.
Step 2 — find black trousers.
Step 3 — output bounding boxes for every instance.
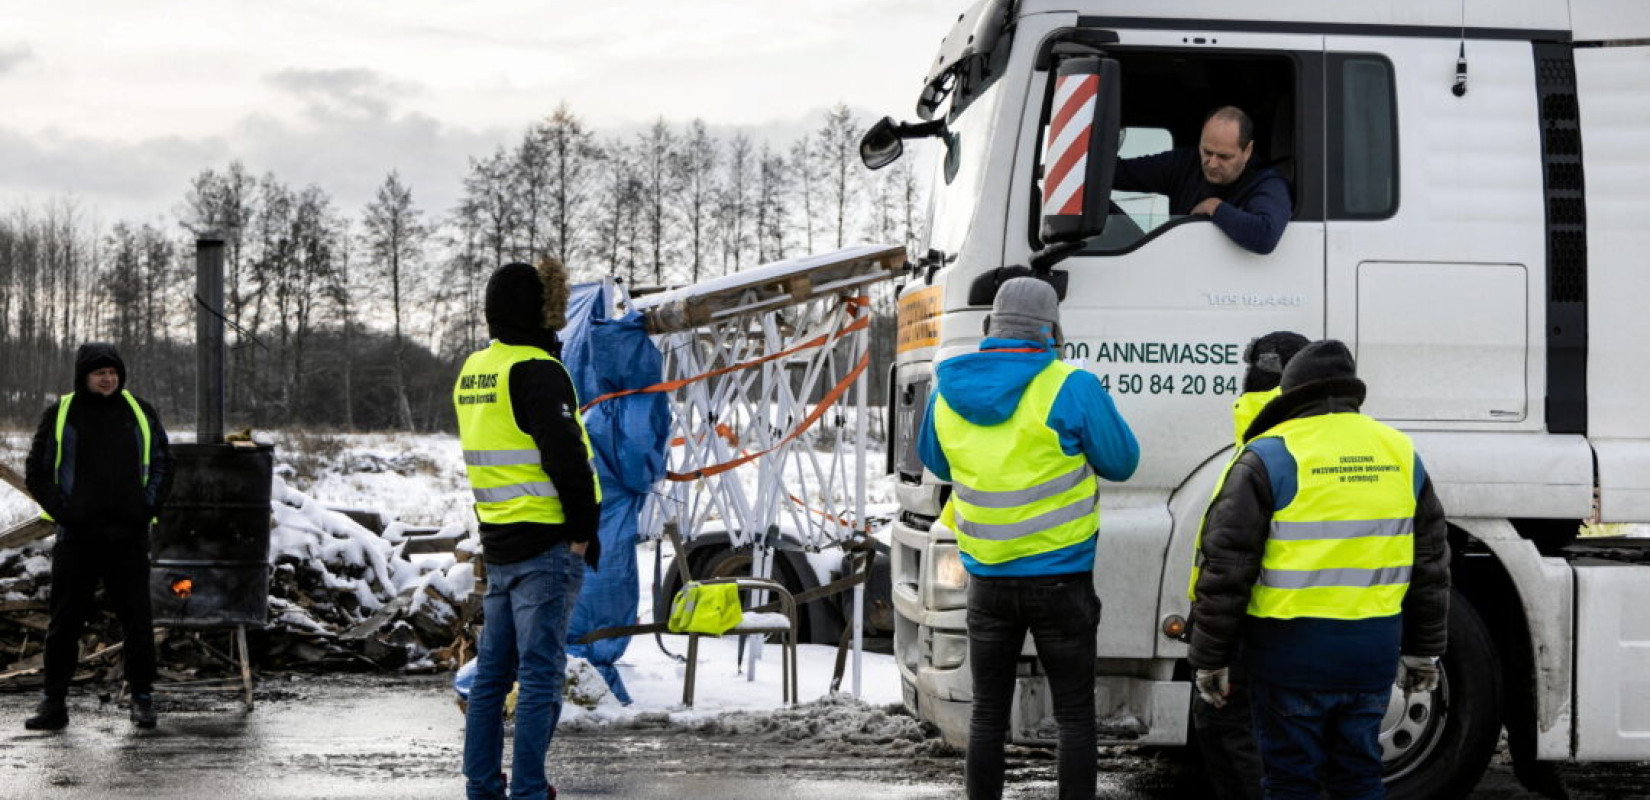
[1192,656,1266,800]
[966,573,1100,800]
[43,529,156,698]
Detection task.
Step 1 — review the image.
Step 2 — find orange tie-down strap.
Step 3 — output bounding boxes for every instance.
[579,296,870,414]
[665,350,869,482]
[788,493,873,533]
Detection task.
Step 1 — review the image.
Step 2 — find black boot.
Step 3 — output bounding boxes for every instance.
[130,693,157,729]
[24,696,68,731]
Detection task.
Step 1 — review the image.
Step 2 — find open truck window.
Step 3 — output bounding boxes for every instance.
[1028,46,1315,255]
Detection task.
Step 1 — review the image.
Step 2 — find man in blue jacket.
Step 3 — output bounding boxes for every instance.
[1114,106,1292,254]
[918,277,1139,800]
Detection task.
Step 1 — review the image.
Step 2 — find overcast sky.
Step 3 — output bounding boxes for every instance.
[0,0,968,225]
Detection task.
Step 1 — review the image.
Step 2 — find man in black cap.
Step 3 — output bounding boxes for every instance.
[1188,340,1449,799]
[1188,330,1311,800]
[23,343,173,730]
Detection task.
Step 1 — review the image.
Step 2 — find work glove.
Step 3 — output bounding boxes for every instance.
[1195,667,1230,709]
[1397,655,1441,695]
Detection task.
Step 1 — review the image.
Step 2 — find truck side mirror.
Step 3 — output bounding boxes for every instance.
[860,117,904,170]
[1040,57,1122,244]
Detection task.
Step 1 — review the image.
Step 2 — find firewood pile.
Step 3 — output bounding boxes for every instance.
[0,464,480,693]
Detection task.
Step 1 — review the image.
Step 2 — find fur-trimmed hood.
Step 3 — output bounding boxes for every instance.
[485,259,570,352]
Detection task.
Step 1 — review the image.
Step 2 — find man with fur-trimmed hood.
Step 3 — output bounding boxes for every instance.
[455,259,601,800]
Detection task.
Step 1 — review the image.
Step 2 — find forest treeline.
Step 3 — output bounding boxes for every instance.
[0,103,920,433]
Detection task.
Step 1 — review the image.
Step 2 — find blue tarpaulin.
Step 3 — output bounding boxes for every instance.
[558,282,669,704]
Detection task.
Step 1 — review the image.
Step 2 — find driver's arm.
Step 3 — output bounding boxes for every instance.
[1209,174,1291,255]
[1112,149,1177,195]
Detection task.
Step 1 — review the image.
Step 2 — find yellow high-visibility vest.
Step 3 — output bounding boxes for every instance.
[453,342,600,526]
[1245,413,1417,620]
[40,390,152,523]
[1188,388,1283,599]
[1231,387,1281,449]
[933,360,1098,565]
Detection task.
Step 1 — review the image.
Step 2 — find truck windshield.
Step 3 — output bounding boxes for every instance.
[924,79,1004,256]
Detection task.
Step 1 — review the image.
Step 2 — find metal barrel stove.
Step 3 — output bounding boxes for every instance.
[149,443,274,628]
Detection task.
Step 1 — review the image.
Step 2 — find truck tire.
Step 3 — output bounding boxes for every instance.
[1383,589,1502,800]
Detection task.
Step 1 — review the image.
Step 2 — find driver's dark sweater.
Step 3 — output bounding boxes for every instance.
[1113,147,1291,255]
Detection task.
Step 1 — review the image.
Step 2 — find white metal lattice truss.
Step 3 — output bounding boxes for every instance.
[633,245,903,552]
[630,245,904,696]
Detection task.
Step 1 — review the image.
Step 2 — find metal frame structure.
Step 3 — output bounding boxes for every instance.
[632,245,904,695]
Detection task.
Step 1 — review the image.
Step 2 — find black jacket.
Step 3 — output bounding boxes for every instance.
[1188,388,1450,689]
[473,263,602,569]
[24,343,173,537]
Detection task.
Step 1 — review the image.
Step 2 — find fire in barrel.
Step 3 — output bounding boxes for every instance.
[148,443,274,627]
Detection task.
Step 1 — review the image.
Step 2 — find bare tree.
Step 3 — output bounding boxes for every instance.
[360,171,429,432]
[754,144,788,263]
[788,134,818,254]
[815,104,861,249]
[536,103,603,272]
[462,148,519,269]
[720,133,753,272]
[636,119,676,284]
[673,120,720,283]
[594,138,645,283]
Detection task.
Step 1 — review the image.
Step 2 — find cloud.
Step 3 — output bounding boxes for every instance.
[266,67,422,122]
[0,44,33,76]
[0,102,508,225]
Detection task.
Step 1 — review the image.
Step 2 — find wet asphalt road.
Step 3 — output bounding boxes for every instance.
[0,674,1647,799]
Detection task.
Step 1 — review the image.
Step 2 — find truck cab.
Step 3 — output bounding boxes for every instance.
[879,1,1650,796]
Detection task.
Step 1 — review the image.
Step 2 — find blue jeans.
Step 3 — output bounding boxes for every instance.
[1249,679,1388,800]
[965,573,1100,800]
[464,544,586,800]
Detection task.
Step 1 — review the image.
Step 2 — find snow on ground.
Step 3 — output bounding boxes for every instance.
[558,536,905,730]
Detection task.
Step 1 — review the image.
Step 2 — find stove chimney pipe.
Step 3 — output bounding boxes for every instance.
[195,234,226,444]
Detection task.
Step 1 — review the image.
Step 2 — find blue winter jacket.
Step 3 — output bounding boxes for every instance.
[917,338,1140,576]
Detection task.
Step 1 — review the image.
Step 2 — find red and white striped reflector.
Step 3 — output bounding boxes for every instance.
[1043,72,1099,216]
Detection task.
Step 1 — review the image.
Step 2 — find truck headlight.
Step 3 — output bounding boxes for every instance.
[930,543,969,609]
[933,545,968,591]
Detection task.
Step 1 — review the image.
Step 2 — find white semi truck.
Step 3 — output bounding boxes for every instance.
[868,1,1650,796]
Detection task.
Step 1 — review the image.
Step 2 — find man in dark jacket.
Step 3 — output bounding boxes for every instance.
[1189,340,1449,799]
[457,259,601,800]
[917,277,1139,800]
[23,342,172,730]
[1114,106,1291,255]
[1190,331,1311,800]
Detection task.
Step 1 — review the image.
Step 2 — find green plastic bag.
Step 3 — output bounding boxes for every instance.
[668,582,744,635]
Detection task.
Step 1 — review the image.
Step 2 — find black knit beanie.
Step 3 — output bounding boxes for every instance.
[1242,331,1311,392]
[1281,339,1359,392]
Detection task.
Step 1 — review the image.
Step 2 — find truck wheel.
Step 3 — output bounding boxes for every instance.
[1383,589,1502,800]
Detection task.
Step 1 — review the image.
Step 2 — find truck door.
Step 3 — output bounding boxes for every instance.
[1323,36,1543,426]
[1018,31,1327,489]
[1011,30,1324,659]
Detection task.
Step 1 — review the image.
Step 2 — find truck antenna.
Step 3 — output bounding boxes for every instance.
[1453,0,1469,97]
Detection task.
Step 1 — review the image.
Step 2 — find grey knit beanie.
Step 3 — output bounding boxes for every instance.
[984,278,1062,345]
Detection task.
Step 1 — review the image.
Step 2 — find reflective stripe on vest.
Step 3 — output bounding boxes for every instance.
[933,359,1098,565]
[453,342,601,526]
[1245,413,1418,621]
[41,390,152,523]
